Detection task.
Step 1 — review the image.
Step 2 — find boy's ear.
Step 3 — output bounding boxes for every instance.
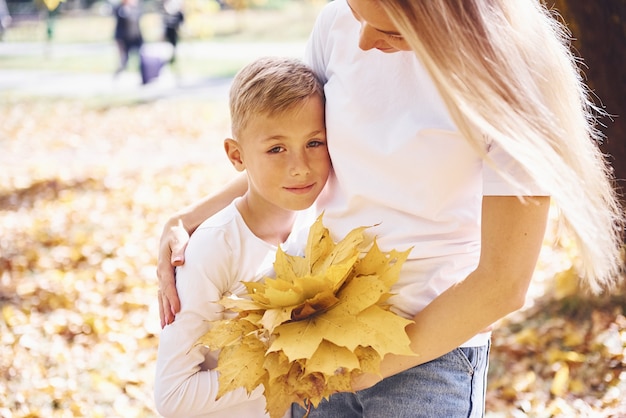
[224,138,245,171]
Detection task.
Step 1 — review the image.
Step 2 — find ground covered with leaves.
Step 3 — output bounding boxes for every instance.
[0,99,624,417]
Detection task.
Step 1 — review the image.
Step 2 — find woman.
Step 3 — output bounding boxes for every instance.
[156,1,624,416]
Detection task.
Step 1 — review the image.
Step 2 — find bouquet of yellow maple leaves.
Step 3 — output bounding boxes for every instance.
[196,215,415,418]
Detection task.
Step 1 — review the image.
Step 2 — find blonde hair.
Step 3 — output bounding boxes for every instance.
[229,56,324,137]
[379,0,624,292]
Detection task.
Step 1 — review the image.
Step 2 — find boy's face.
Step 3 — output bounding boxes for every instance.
[226,94,330,212]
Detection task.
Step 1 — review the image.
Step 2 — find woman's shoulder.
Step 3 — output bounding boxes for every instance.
[312,0,351,31]
[320,0,344,16]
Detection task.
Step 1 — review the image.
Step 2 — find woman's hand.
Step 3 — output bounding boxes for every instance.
[351,371,383,392]
[153,175,251,327]
[157,218,189,328]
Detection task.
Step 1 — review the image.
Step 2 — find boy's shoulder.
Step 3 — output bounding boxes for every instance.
[189,198,254,250]
[196,201,240,232]
[182,199,274,282]
[183,201,246,265]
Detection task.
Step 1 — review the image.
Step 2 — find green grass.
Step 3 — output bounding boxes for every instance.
[0,49,118,72]
[1,2,322,76]
[0,40,248,77]
[3,1,321,43]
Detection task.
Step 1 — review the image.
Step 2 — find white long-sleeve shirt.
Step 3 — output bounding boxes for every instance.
[154,201,278,417]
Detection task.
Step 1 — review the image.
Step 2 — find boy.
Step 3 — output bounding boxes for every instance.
[154,56,330,417]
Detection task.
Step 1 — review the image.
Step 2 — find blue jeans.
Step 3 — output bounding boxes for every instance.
[292,343,490,418]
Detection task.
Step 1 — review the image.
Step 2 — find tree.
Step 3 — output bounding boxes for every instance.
[551,0,626,242]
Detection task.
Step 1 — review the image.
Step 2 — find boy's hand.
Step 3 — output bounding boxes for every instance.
[157,219,188,328]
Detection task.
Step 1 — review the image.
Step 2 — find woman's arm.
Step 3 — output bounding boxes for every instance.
[157,174,248,327]
[353,195,550,389]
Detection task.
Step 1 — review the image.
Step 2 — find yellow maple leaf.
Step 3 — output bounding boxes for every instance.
[272,242,309,281]
[312,225,367,275]
[263,362,320,415]
[259,307,294,334]
[354,345,382,375]
[218,294,264,312]
[263,351,293,384]
[355,240,412,289]
[306,340,360,376]
[196,214,416,418]
[268,271,413,362]
[289,290,339,321]
[195,317,260,350]
[303,212,334,274]
[263,378,299,418]
[321,372,353,398]
[216,333,267,398]
[258,251,358,310]
[270,300,413,362]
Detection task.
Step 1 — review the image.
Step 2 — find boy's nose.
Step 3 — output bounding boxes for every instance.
[289,153,311,176]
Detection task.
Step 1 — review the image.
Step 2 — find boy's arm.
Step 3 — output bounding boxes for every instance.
[352,195,550,389]
[157,174,248,328]
[154,227,265,417]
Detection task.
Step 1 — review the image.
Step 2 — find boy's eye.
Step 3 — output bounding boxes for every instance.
[268,146,284,154]
[307,140,326,148]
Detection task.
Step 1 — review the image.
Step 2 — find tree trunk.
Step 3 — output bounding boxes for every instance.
[551,0,626,241]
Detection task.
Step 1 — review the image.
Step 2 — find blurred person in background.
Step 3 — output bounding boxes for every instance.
[162,0,184,64]
[0,0,11,41]
[113,0,143,77]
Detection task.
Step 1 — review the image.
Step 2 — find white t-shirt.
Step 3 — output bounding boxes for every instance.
[302,0,543,347]
[154,199,278,417]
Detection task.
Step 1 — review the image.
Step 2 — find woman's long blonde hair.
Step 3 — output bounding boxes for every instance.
[379,0,624,292]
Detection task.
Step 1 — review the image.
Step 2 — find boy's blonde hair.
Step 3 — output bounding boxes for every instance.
[229,56,324,138]
[380,0,624,292]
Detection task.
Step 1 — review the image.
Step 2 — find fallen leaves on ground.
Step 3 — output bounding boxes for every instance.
[488,287,626,417]
[0,98,233,417]
[0,99,624,417]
